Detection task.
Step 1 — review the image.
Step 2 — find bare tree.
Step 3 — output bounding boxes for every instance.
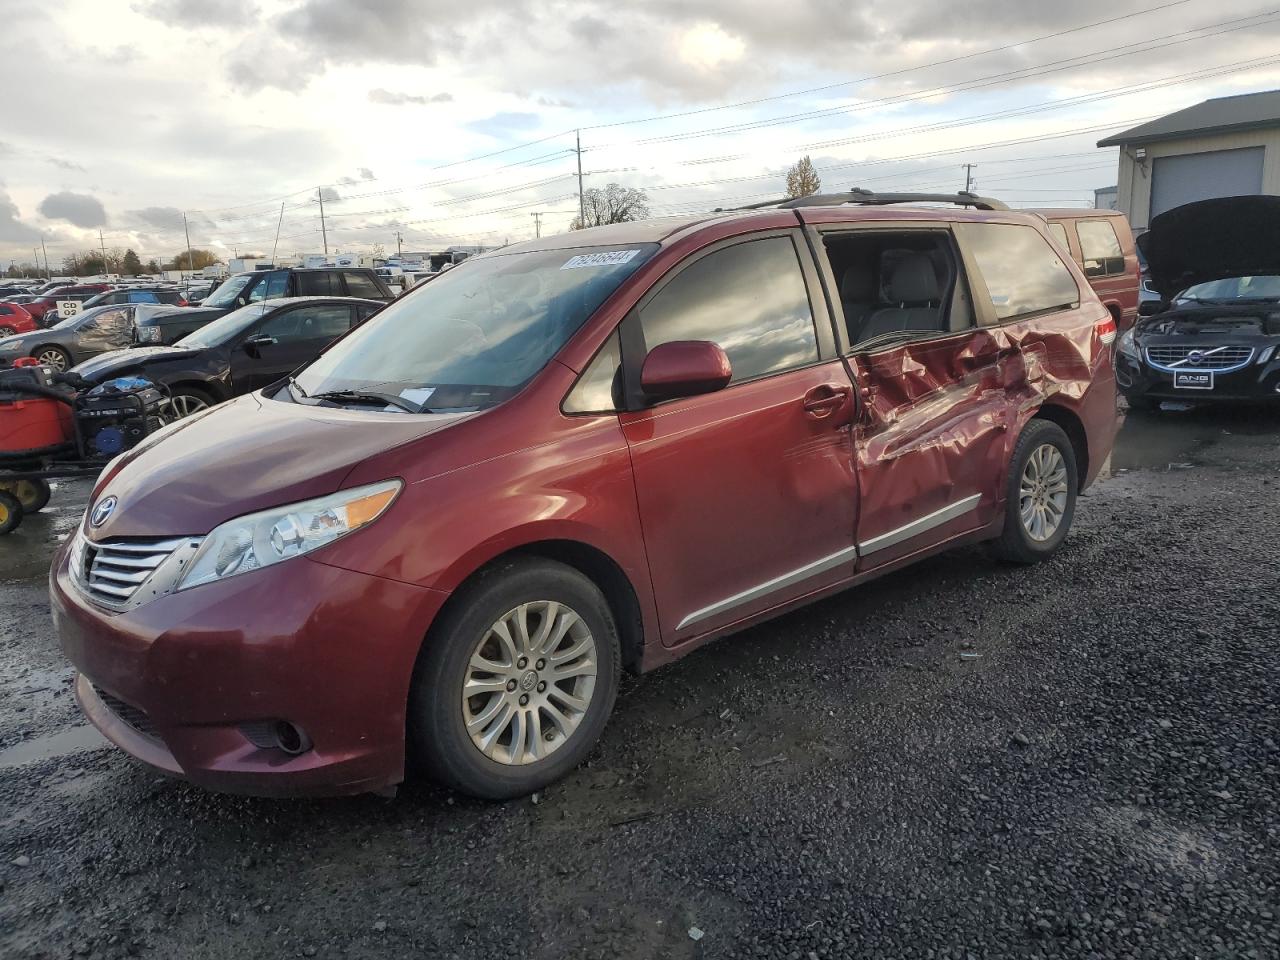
[571,183,651,230]
[785,156,821,199]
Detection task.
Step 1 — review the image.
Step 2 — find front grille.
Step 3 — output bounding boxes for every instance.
[1144,345,1254,372]
[94,685,160,741]
[77,536,187,607]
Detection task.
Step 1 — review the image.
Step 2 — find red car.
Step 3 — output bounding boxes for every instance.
[51,191,1117,799]
[0,302,39,336]
[25,283,111,325]
[1039,209,1141,331]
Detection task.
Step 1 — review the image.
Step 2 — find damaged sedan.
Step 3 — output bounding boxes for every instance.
[1117,196,1280,409]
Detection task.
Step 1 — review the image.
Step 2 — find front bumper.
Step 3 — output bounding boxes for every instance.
[1115,348,1280,401]
[51,539,448,797]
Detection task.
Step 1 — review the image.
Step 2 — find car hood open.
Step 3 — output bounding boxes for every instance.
[88,392,474,539]
[1137,196,1280,299]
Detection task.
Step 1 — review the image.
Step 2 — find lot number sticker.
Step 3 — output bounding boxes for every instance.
[561,250,640,270]
[57,301,81,318]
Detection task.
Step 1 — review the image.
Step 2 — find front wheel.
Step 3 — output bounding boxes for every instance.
[166,386,214,420]
[408,558,620,800]
[989,419,1078,564]
[0,326,16,337]
[33,345,70,372]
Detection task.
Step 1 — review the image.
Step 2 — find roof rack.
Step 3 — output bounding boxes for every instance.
[719,188,1009,213]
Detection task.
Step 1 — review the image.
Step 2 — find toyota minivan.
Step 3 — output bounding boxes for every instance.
[52,191,1117,800]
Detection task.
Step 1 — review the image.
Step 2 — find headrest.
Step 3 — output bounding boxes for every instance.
[840,263,876,302]
[886,253,939,303]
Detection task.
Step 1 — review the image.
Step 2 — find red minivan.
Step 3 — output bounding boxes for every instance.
[51,192,1117,799]
[1038,209,1140,331]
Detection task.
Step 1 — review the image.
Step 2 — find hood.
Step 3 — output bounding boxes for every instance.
[1137,196,1280,299]
[136,304,225,325]
[88,391,474,539]
[73,345,199,381]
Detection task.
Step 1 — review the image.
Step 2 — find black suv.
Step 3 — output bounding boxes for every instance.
[133,267,394,344]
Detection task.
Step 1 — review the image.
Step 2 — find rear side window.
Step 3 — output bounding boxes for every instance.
[262,304,351,342]
[1047,222,1070,250]
[157,290,183,304]
[1077,219,1125,277]
[343,271,383,298]
[0,306,10,316]
[298,271,340,296]
[637,236,818,383]
[959,223,1079,323]
[130,291,159,303]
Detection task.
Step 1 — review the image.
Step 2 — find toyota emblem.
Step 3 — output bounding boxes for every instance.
[90,496,118,528]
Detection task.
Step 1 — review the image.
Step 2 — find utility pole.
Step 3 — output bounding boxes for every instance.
[183,212,195,277]
[270,201,285,265]
[530,212,543,238]
[395,230,403,257]
[32,248,39,279]
[98,229,108,273]
[39,238,49,279]
[576,129,585,229]
[962,163,975,193]
[317,187,329,256]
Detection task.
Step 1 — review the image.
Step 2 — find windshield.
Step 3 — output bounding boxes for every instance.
[201,273,255,308]
[1177,275,1280,302]
[176,302,273,348]
[292,243,657,411]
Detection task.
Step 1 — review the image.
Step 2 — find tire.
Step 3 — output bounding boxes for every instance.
[0,492,23,536]
[32,345,70,372]
[166,386,214,420]
[408,557,621,800]
[11,479,50,513]
[0,326,15,337]
[988,419,1078,564]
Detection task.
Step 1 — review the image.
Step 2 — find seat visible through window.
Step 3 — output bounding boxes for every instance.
[861,253,942,337]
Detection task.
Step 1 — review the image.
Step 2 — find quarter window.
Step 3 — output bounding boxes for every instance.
[1076,219,1125,277]
[637,236,818,383]
[1047,222,1070,250]
[960,223,1080,323]
[564,331,621,414]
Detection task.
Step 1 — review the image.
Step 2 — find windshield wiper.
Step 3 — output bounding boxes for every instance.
[310,389,425,413]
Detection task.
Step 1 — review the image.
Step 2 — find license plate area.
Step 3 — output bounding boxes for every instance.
[1173,370,1214,390]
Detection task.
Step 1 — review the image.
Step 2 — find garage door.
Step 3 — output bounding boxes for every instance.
[1150,146,1264,221]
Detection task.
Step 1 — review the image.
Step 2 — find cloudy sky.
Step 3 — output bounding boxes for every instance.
[1,0,1278,268]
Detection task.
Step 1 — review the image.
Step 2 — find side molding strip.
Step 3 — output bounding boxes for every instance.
[676,545,860,631]
[858,493,982,556]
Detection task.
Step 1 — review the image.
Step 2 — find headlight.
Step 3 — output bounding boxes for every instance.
[1117,328,1139,359]
[176,479,402,591]
[136,326,162,343]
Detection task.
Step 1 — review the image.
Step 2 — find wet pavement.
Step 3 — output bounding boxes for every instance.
[1,407,1278,959]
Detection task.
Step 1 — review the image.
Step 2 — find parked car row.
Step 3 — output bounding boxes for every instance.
[53,190,1120,802]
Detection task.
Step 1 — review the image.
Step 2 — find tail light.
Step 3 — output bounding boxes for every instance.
[1096,316,1117,345]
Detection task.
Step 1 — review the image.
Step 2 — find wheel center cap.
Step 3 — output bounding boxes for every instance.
[519,670,538,692]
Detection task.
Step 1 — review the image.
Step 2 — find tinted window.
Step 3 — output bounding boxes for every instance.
[564,330,621,414]
[343,271,382,298]
[1047,222,1070,250]
[261,304,351,343]
[1077,220,1125,277]
[157,290,183,304]
[297,271,339,296]
[0,306,11,316]
[294,244,656,411]
[638,237,818,383]
[263,270,289,299]
[960,223,1079,323]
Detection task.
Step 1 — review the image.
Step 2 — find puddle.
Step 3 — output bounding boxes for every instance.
[1112,404,1280,473]
[0,724,108,769]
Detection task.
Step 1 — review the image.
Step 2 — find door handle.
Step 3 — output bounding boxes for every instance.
[802,384,851,419]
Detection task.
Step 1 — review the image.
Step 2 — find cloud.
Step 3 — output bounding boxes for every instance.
[126,206,186,230]
[358,167,375,180]
[367,88,453,106]
[0,190,41,243]
[134,0,260,27]
[318,187,341,202]
[46,156,86,172]
[38,191,107,228]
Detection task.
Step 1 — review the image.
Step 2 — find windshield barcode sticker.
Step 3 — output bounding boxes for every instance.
[561,250,640,270]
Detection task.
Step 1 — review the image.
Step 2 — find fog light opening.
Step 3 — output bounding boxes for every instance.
[273,720,311,756]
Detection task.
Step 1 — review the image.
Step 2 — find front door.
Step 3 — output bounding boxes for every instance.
[618,232,858,645]
[230,302,354,393]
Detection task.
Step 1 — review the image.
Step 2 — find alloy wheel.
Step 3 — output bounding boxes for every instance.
[461,600,598,766]
[0,326,15,336]
[35,348,66,371]
[168,393,210,419]
[1019,443,1069,542]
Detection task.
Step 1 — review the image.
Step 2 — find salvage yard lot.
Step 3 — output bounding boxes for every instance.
[1,407,1278,960]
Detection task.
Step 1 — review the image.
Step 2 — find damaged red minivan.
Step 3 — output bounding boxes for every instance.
[51,191,1117,799]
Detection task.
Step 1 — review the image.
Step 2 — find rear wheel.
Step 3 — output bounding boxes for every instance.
[408,558,620,799]
[989,419,1078,564]
[33,345,70,371]
[10,479,50,513]
[0,492,23,536]
[0,326,16,337]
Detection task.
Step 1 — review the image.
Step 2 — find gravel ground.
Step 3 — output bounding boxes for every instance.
[1,405,1278,959]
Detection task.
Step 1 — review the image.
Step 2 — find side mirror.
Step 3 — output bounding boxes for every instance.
[242,334,277,358]
[640,340,732,403]
[236,297,248,307]
[1137,299,1168,317]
